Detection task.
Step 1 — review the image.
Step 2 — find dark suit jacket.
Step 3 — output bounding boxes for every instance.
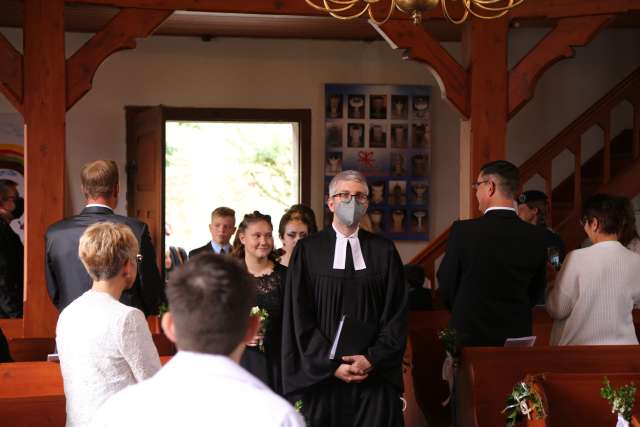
[437,209,547,347]
[45,206,164,315]
[188,242,215,259]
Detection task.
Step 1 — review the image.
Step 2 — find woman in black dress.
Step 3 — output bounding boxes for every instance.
[232,211,286,394]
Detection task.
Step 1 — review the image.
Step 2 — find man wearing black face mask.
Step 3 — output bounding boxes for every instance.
[0,179,24,318]
[282,170,407,427]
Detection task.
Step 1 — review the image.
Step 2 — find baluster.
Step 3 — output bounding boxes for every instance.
[602,115,611,184]
[633,100,640,159]
[573,140,582,215]
[543,162,553,227]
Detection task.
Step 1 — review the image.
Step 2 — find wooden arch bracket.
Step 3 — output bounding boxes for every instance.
[0,33,24,114]
[508,14,613,119]
[66,8,173,110]
[374,20,470,118]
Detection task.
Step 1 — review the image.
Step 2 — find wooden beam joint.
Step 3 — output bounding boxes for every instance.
[508,14,613,118]
[375,19,470,118]
[0,33,24,114]
[66,7,173,110]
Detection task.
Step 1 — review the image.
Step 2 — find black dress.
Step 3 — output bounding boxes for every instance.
[240,263,286,395]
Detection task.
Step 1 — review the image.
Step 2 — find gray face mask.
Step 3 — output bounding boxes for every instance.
[334,197,367,228]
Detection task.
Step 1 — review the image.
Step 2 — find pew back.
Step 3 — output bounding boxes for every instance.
[525,372,640,427]
[457,346,640,427]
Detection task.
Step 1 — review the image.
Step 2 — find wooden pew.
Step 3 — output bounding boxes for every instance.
[524,373,640,427]
[456,346,640,427]
[5,333,175,362]
[0,356,173,426]
[0,361,65,427]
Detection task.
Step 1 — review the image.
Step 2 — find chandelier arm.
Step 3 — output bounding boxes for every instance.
[465,3,511,19]
[328,3,371,19]
[304,0,358,13]
[471,0,525,12]
[441,0,469,24]
[367,0,396,25]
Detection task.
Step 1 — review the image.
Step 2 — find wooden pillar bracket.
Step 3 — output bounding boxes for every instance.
[66,7,172,110]
[374,19,469,118]
[0,32,24,114]
[508,14,613,119]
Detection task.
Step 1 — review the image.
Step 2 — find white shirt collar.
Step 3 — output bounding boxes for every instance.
[85,203,113,211]
[484,206,517,214]
[332,224,366,271]
[210,241,231,254]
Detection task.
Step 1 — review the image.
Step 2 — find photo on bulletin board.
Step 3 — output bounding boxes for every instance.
[324,84,431,241]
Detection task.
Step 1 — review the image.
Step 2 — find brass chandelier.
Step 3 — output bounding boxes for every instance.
[304,0,525,25]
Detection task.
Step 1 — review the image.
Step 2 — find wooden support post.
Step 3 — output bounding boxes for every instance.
[22,0,66,337]
[460,18,509,218]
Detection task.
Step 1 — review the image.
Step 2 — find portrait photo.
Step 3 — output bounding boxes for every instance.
[326,94,344,119]
[412,95,430,119]
[369,95,387,119]
[391,95,408,120]
[388,180,406,206]
[391,124,408,148]
[348,95,365,119]
[390,209,406,233]
[347,123,365,148]
[410,210,428,233]
[369,208,385,233]
[325,152,342,176]
[411,154,428,177]
[369,124,387,148]
[369,181,385,205]
[412,123,430,148]
[326,122,343,148]
[410,181,429,205]
[390,152,405,177]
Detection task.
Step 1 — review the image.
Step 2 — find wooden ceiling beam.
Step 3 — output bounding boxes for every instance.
[512,0,640,19]
[375,20,469,117]
[508,14,614,119]
[65,0,347,16]
[0,33,23,114]
[66,8,172,110]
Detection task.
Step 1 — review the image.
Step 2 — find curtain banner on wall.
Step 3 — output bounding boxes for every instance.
[0,113,24,241]
[324,84,431,241]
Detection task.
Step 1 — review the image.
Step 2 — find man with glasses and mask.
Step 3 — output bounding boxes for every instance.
[282,170,407,427]
[437,160,547,348]
[0,179,23,318]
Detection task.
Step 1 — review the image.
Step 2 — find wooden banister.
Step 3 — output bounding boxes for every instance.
[410,66,640,275]
[408,225,451,285]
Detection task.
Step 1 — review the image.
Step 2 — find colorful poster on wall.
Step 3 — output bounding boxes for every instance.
[0,113,24,241]
[324,84,431,241]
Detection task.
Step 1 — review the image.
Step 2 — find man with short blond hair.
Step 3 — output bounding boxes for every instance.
[189,206,236,257]
[45,160,164,314]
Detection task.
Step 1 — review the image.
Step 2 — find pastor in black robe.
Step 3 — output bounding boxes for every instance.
[282,227,407,427]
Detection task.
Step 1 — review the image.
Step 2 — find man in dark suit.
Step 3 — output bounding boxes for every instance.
[189,207,236,257]
[437,160,547,347]
[45,160,164,315]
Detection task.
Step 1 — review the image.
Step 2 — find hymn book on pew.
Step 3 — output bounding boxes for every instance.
[503,336,536,347]
[329,314,377,360]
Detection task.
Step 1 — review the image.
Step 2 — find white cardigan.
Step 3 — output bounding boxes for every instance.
[546,241,640,345]
[56,290,161,427]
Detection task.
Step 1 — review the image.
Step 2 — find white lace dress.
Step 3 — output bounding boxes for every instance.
[56,290,161,426]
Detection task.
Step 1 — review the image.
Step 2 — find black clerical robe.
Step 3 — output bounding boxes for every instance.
[282,227,407,427]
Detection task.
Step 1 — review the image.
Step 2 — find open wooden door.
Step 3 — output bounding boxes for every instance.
[125,106,165,276]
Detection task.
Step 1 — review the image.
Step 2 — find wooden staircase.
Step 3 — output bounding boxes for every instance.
[411,66,640,283]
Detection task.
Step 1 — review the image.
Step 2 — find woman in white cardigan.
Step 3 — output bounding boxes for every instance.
[546,194,640,346]
[56,222,161,426]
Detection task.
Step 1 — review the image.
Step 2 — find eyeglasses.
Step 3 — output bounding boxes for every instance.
[471,180,489,190]
[331,192,369,204]
[136,254,143,264]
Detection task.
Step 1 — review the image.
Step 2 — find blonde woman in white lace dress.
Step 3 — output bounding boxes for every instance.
[56,222,161,426]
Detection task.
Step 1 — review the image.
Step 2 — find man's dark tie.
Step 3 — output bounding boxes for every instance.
[219,247,226,255]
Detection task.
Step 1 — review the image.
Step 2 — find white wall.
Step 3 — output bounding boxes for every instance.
[1,26,638,262]
[0,28,462,262]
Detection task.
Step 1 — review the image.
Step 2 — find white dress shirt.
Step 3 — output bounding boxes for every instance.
[91,351,305,427]
[332,224,366,270]
[56,290,161,427]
